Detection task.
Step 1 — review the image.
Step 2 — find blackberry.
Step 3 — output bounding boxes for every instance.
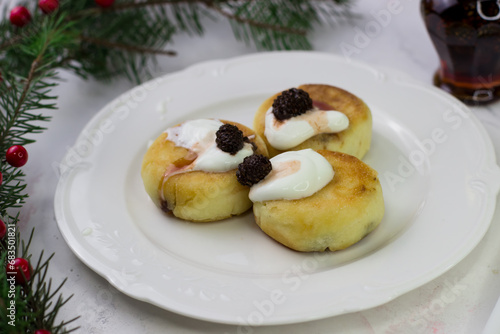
[272,88,313,121]
[216,124,244,155]
[236,154,272,187]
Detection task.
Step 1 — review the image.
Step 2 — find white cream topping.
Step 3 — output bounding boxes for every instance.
[264,107,349,150]
[249,149,334,202]
[165,119,254,172]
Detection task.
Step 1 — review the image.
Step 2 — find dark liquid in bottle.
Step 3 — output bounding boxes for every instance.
[421,0,500,105]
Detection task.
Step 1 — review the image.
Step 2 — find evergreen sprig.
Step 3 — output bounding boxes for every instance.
[2,0,353,83]
[1,226,79,333]
[0,165,29,218]
[0,0,352,332]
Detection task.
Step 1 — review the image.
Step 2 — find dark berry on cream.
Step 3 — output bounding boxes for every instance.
[272,88,313,121]
[236,154,272,186]
[216,124,244,155]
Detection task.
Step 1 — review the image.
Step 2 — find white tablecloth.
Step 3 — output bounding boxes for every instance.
[21,0,500,333]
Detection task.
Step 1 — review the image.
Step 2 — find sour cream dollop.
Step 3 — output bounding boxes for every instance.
[165,119,254,172]
[264,107,349,150]
[249,149,334,202]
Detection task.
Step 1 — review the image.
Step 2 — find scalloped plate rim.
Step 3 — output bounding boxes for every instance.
[54,51,500,325]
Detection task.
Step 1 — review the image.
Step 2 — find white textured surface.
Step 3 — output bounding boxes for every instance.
[53,50,500,326]
[20,0,500,333]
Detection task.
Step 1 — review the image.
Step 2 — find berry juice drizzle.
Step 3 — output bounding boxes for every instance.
[421,0,500,104]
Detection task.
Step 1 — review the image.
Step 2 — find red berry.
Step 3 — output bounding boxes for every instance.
[35,330,52,334]
[39,0,59,14]
[6,145,28,167]
[95,0,115,8]
[7,258,32,285]
[0,219,6,239]
[0,171,2,185]
[9,6,31,27]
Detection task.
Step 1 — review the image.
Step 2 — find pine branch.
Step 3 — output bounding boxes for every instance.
[94,0,311,41]
[0,1,354,333]
[0,0,353,83]
[206,1,307,35]
[0,167,28,218]
[0,56,49,144]
[0,71,54,220]
[0,35,23,52]
[80,36,177,56]
[70,0,201,17]
[70,0,351,54]
[0,227,79,333]
[0,12,73,331]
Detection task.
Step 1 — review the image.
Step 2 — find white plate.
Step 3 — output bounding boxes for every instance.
[54,51,500,326]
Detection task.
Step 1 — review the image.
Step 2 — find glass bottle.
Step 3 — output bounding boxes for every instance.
[421,0,500,105]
